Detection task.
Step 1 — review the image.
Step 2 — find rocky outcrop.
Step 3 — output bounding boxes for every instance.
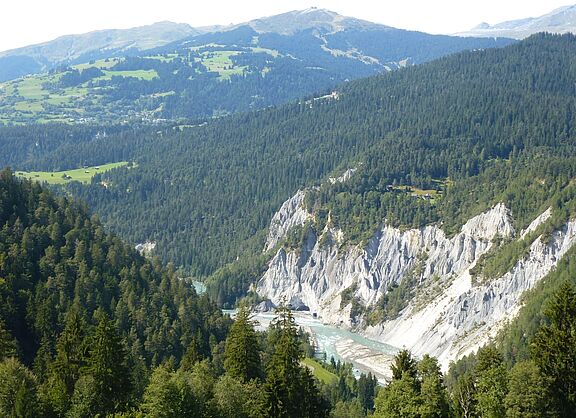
[364,218,576,368]
[328,168,357,184]
[135,241,156,255]
[256,191,576,369]
[264,190,312,251]
[520,207,551,239]
[254,300,276,312]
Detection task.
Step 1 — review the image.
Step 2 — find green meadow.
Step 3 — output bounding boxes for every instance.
[16,162,130,185]
[301,357,338,384]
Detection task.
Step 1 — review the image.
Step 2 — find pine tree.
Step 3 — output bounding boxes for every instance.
[263,306,303,418]
[52,309,87,394]
[391,349,418,381]
[357,372,377,412]
[179,333,203,372]
[531,281,576,416]
[0,319,18,360]
[418,355,450,418]
[474,346,508,418]
[45,308,88,415]
[263,305,328,418]
[223,306,262,382]
[83,311,131,414]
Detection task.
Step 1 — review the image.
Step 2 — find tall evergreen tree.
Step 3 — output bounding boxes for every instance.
[474,346,508,418]
[52,309,87,393]
[418,355,450,418]
[223,306,262,382]
[357,372,377,412]
[391,349,418,381]
[0,319,18,360]
[83,311,131,414]
[531,281,576,416]
[263,305,328,418]
[44,308,88,415]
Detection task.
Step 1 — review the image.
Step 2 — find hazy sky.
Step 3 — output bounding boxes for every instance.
[0,0,572,52]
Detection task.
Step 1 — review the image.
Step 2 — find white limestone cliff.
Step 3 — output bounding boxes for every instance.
[256,190,576,369]
[265,190,312,252]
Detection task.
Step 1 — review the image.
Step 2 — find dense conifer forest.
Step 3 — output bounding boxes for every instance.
[6,33,567,296]
[1,32,576,417]
[1,35,576,302]
[2,169,575,417]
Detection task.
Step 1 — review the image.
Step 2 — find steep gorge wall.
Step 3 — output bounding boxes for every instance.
[256,190,576,368]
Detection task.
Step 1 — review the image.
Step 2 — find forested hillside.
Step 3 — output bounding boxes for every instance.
[0,165,572,418]
[0,172,379,416]
[2,34,576,301]
[0,9,512,124]
[24,33,571,291]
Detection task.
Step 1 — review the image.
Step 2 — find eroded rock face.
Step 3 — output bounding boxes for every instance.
[256,191,576,369]
[265,190,312,252]
[367,218,576,368]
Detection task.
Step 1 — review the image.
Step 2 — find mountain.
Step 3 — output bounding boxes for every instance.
[240,7,384,35]
[22,33,571,369]
[0,21,199,82]
[0,9,513,124]
[1,30,576,417]
[0,32,567,281]
[457,4,576,39]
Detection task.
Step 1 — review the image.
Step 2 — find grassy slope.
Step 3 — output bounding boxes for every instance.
[302,357,338,384]
[15,161,129,185]
[0,45,282,123]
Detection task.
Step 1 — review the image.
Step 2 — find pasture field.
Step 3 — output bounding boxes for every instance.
[95,69,159,81]
[16,162,130,185]
[198,50,247,80]
[73,58,121,70]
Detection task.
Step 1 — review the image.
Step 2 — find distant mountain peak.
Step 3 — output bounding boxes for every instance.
[242,8,387,35]
[299,7,333,15]
[472,22,491,30]
[0,21,198,62]
[457,3,576,39]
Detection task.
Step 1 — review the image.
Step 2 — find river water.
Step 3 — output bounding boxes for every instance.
[193,281,397,380]
[224,309,398,381]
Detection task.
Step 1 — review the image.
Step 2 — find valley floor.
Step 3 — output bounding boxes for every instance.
[243,310,397,383]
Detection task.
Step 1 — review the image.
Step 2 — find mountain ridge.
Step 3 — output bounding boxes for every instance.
[238,7,388,35]
[0,10,513,124]
[457,4,576,39]
[0,21,199,82]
